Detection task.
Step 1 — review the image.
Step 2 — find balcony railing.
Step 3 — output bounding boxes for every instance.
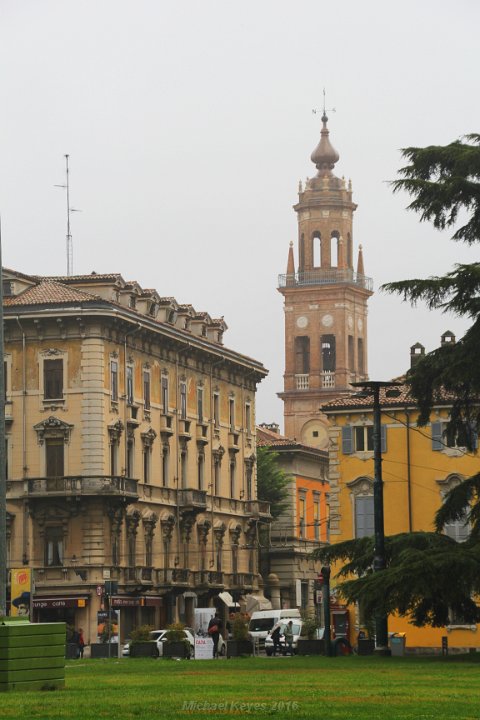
[27,476,138,499]
[177,489,207,511]
[278,269,373,291]
[295,374,309,390]
[321,371,335,388]
[229,572,255,589]
[244,500,271,518]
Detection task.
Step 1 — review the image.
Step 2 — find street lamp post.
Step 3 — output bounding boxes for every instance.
[351,380,401,653]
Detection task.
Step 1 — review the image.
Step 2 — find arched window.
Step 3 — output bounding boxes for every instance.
[331,231,339,268]
[313,231,321,267]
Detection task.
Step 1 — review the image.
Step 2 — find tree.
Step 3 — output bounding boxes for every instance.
[256,446,290,520]
[383,134,480,448]
[314,134,480,626]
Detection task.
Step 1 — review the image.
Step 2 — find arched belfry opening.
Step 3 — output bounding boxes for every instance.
[278,111,374,441]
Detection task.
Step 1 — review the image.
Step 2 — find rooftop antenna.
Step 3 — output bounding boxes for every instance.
[55,154,81,276]
[312,88,336,118]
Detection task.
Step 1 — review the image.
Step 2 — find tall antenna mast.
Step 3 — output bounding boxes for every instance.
[55,154,80,276]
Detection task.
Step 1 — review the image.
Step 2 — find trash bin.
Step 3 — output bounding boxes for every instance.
[390,633,406,657]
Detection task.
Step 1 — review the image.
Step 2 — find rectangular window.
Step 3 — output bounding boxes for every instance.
[445,511,470,543]
[198,453,204,490]
[181,451,187,489]
[126,440,134,478]
[46,439,64,477]
[161,376,169,414]
[246,462,253,500]
[126,365,134,405]
[358,338,364,375]
[354,426,374,452]
[348,335,354,372]
[111,360,118,402]
[230,459,236,497]
[143,371,151,410]
[321,335,336,372]
[314,499,320,540]
[299,496,306,538]
[229,398,235,432]
[45,527,64,566]
[110,442,118,476]
[3,361,7,400]
[214,459,220,496]
[295,336,310,374]
[197,387,203,422]
[44,359,63,400]
[162,446,169,487]
[245,403,251,436]
[213,393,220,428]
[355,495,374,538]
[143,448,150,484]
[180,382,187,420]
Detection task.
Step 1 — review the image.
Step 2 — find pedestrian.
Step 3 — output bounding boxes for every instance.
[284,621,294,655]
[270,623,282,656]
[208,612,221,658]
[77,628,85,658]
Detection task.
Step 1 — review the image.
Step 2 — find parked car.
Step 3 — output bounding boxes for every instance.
[265,620,303,656]
[123,628,195,658]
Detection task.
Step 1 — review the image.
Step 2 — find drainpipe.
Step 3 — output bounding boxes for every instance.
[406,409,413,532]
[123,323,142,476]
[16,317,28,565]
[209,356,224,569]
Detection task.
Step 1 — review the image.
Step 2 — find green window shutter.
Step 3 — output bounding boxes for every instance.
[342,426,353,454]
[431,421,443,451]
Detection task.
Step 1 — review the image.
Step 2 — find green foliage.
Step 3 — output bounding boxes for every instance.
[130,624,154,644]
[256,446,290,519]
[314,533,480,627]
[165,622,187,644]
[300,614,320,640]
[230,613,249,641]
[383,134,480,449]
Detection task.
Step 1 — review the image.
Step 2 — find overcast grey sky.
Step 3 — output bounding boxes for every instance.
[1,1,478,427]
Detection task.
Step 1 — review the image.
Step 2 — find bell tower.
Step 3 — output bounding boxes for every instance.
[278,112,373,449]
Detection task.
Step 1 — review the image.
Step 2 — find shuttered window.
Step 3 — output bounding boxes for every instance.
[355,495,374,538]
[44,359,63,400]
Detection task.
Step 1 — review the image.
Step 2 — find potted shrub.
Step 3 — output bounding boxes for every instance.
[297,616,324,655]
[227,613,253,658]
[129,624,157,658]
[91,621,118,658]
[163,622,191,659]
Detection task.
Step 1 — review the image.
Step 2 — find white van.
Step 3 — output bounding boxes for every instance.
[248,609,301,642]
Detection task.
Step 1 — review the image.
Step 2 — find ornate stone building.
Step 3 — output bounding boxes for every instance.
[3,268,268,642]
[278,113,373,449]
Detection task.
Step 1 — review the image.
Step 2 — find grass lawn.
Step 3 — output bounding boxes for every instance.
[2,654,480,720]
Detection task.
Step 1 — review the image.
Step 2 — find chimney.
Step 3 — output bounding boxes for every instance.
[259,422,280,434]
[410,342,425,368]
[441,331,456,346]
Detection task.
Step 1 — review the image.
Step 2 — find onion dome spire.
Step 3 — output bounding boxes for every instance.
[310,112,339,176]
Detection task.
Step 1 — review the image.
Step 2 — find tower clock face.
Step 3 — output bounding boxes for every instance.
[321,314,333,328]
[296,316,308,329]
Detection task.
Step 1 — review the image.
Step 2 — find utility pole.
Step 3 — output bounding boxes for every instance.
[0,219,6,616]
[351,380,401,653]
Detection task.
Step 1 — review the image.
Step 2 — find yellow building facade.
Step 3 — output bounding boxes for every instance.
[3,268,268,644]
[323,353,480,651]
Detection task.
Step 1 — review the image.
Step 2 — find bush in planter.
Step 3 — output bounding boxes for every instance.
[298,615,324,656]
[227,613,253,657]
[129,624,157,658]
[163,622,190,658]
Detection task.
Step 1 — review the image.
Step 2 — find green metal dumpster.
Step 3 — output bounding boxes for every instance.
[390,633,406,657]
[0,617,66,691]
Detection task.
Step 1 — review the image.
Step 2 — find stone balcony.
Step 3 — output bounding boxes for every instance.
[25,475,139,500]
[177,488,207,512]
[244,500,271,518]
[278,268,373,291]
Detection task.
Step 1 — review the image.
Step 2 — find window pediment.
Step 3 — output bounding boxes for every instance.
[34,416,73,445]
[347,475,373,496]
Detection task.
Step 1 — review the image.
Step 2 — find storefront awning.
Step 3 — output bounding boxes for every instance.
[33,596,89,609]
